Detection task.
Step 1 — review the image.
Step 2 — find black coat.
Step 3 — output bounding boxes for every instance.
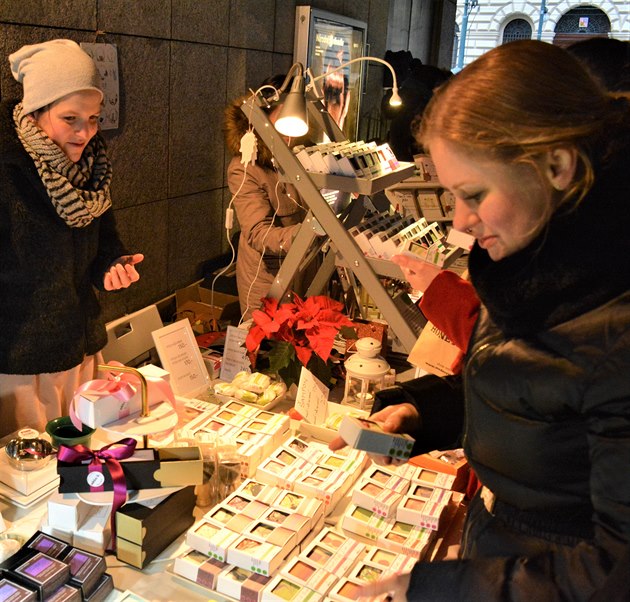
[0,100,127,374]
[388,132,630,600]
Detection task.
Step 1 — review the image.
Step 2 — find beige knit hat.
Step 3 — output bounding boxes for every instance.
[9,39,103,114]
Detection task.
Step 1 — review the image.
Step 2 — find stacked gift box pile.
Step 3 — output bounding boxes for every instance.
[341,462,458,559]
[254,436,368,514]
[181,400,291,479]
[175,522,418,602]
[175,476,325,586]
[55,442,203,570]
[0,531,113,602]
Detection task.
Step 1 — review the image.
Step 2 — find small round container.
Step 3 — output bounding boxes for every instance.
[45,416,95,449]
[5,437,54,472]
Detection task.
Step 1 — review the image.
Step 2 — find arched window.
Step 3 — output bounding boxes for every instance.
[555,6,611,34]
[502,18,532,44]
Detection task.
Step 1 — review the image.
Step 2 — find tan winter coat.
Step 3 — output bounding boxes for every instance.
[224,96,307,320]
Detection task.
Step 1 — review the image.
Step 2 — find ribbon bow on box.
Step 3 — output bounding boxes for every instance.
[57,437,137,551]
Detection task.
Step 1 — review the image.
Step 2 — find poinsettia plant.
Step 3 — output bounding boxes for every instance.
[245,294,356,389]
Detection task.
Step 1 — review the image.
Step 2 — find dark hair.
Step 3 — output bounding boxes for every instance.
[567,37,630,92]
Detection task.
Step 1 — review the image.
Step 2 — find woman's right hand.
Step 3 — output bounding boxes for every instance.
[391,254,442,292]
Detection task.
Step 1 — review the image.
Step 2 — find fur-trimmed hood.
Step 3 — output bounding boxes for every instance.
[223,95,275,169]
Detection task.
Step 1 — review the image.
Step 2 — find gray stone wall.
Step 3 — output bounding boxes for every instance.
[0,0,391,322]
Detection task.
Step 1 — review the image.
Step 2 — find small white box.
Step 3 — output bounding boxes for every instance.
[72,505,111,555]
[186,521,240,562]
[227,534,285,577]
[279,556,337,595]
[338,416,415,461]
[46,493,93,531]
[173,547,226,589]
[341,504,387,542]
[262,574,322,602]
[351,478,404,519]
[216,564,270,602]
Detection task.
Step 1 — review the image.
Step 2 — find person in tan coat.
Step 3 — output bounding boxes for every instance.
[223,76,309,321]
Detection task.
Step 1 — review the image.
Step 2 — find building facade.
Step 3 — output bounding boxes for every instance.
[454,1,630,69]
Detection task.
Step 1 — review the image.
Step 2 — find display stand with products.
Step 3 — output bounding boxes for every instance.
[240,94,424,353]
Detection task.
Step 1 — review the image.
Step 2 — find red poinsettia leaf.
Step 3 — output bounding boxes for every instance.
[245,325,266,352]
[295,344,313,367]
[260,297,280,315]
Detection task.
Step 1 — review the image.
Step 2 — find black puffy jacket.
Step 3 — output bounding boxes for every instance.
[399,133,630,600]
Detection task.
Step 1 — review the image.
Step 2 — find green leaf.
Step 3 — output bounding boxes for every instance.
[268,341,296,373]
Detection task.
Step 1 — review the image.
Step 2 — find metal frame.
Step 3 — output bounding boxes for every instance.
[240,94,422,353]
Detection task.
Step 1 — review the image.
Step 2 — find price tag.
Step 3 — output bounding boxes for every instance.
[151,319,210,397]
[219,326,251,382]
[294,367,329,425]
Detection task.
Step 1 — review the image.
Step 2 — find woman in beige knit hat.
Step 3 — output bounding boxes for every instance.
[0,39,143,437]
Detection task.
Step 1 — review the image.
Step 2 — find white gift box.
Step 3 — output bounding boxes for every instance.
[74,364,172,428]
[227,534,285,577]
[173,547,225,590]
[186,521,239,563]
[72,505,111,555]
[46,493,93,531]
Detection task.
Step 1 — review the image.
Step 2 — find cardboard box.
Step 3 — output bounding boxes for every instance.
[175,283,240,332]
[57,447,203,493]
[115,486,196,568]
[338,416,415,461]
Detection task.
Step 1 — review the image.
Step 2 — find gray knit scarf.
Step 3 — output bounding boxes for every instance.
[13,102,112,228]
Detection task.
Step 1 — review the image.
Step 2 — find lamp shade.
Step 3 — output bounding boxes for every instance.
[274,75,308,137]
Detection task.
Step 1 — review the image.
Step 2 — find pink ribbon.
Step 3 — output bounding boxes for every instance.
[57,438,137,551]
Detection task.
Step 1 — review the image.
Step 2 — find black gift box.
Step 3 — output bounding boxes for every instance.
[115,486,196,568]
[6,551,70,600]
[57,447,203,493]
[64,548,106,599]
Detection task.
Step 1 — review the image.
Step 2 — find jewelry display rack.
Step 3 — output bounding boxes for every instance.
[240,94,424,353]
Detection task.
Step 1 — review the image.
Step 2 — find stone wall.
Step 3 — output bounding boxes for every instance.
[0,0,391,321]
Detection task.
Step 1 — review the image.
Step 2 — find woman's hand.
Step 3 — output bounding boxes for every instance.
[356,571,411,602]
[329,402,421,464]
[392,254,442,292]
[103,254,144,291]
